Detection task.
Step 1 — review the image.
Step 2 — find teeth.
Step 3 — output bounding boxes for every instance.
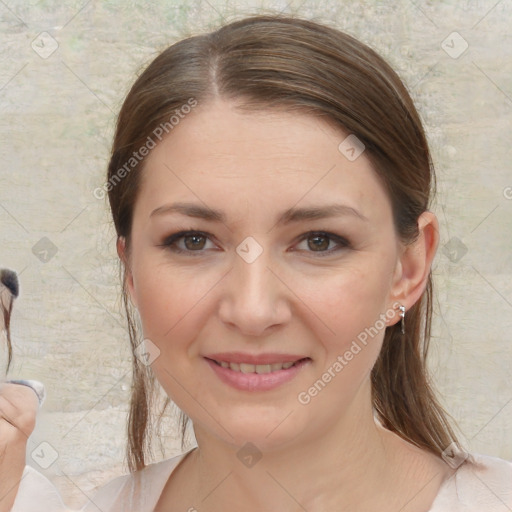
[216,360,299,373]
[239,363,254,374]
[256,364,272,374]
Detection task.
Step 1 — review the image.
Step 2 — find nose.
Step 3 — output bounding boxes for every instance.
[218,250,291,337]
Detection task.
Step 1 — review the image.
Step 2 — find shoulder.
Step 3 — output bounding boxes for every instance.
[430,452,512,511]
[82,449,194,511]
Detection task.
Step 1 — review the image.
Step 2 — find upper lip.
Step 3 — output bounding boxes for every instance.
[205,352,309,365]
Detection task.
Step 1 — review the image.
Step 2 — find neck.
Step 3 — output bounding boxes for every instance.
[185,382,445,512]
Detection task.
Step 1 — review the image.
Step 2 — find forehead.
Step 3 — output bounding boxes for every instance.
[134,99,392,227]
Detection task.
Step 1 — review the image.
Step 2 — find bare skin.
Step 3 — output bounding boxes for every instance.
[118,99,454,512]
[156,422,453,512]
[0,382,38,512]
[0,278,40,511]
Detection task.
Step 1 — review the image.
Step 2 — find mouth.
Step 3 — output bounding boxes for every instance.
[207,358,310,374]
[204,354,312,391]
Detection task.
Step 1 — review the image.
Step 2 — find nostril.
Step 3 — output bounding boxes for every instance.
[0,269,19,298]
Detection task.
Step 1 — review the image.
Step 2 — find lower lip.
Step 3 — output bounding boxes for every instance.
[205,358,310,391]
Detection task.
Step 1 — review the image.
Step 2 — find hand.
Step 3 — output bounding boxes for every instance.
[0,381,40,512]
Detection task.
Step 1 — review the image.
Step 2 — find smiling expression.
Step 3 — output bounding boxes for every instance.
[122,98,405,449]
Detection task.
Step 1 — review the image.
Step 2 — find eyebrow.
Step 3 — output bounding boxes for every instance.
[150,201,368,224]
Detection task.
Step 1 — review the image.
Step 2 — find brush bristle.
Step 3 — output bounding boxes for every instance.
[0,269,19,298]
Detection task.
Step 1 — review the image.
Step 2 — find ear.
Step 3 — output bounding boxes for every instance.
[116,237,138,309]
[387,211,439,324]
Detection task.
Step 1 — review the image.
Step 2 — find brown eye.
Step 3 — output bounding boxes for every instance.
[183,234,207,250]
[159,230,216,255]
[307,234,330,251]
[294,231,350,257]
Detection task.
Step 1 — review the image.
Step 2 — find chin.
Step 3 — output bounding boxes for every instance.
[195,402,308,453]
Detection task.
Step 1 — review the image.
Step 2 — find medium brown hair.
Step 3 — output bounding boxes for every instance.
[107,14,460,472]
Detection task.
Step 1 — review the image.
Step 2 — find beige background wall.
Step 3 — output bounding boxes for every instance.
[1,0,511,507]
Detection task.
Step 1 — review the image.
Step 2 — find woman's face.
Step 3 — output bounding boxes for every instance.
[122,99,409,450]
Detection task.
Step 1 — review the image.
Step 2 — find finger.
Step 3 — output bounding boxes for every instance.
[4,380,46,407]
[0,385,39,438]
[0,435,29,512]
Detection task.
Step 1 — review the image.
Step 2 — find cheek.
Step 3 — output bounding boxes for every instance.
[132,258,219,351]
[306,259,393,337]
[131,265,227,427]
[293,268,391,421]
[132,265,214,407]
[300,257,394,389]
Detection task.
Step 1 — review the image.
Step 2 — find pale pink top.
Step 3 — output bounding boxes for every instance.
[11,450,512,511]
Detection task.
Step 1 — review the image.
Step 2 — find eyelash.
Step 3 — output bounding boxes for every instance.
[158,229,351,257]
